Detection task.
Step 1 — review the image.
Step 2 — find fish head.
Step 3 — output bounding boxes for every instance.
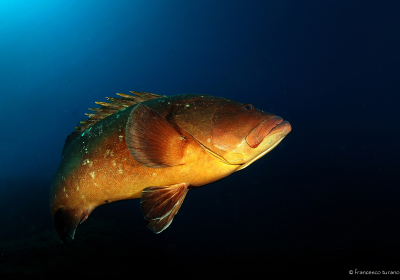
[167,94,291,170]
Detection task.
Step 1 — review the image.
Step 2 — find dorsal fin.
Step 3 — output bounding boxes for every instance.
[76,91,165,133]
[61,91,165,156]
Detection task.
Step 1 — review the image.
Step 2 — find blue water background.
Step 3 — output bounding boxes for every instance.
[0,0,399,277]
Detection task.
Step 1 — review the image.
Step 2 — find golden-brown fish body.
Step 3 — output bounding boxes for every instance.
[50,105,238,215]
[50,93,291,243]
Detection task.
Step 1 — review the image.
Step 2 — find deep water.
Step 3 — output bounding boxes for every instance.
[0,0,399,279]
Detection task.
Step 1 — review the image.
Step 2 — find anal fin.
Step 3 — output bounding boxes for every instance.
[140,183,189,233]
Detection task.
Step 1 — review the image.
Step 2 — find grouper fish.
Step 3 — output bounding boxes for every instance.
[50,91,291,244]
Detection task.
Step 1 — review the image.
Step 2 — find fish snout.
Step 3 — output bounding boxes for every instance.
[246,116,291,148]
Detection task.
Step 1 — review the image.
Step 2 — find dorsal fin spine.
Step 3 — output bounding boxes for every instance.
[75,91,165,133]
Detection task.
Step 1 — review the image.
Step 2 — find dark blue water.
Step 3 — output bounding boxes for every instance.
[1,0,399,278]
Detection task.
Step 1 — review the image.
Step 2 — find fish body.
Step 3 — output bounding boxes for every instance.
[50,92,291,244]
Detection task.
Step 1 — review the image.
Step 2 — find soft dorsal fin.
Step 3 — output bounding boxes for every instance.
[141,183,189,234]
[76,91,165,133]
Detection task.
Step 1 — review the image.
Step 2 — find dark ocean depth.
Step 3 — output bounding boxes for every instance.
[0,0,399,279]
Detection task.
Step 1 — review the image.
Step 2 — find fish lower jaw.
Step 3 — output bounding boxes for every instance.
[235,136,286,171]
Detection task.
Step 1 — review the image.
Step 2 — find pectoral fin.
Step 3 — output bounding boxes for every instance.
[140,183,189,233]
[126,104,189,168]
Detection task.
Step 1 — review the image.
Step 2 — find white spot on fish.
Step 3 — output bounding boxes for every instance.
[82,195,85,200]
[104,150,110,158]
[89,171,95,178]
[66,194,68,198]
[207,138,211,143]
[236,139,246,148]
[118,166,123,174]
[82,159,90,165]
[119,135,124,141]
[113,161,116,167]
[77,186,79,191]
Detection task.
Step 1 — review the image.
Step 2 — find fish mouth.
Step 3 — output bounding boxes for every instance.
[237,118,291,171]
[246,116,291,148]
[269,119,291,136]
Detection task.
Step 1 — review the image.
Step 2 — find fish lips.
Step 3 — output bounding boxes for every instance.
[245,116,291,148]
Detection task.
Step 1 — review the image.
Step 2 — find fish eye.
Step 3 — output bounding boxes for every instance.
[242,103,254,111]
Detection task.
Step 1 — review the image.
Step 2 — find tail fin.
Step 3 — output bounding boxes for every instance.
[53,207,93,245]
